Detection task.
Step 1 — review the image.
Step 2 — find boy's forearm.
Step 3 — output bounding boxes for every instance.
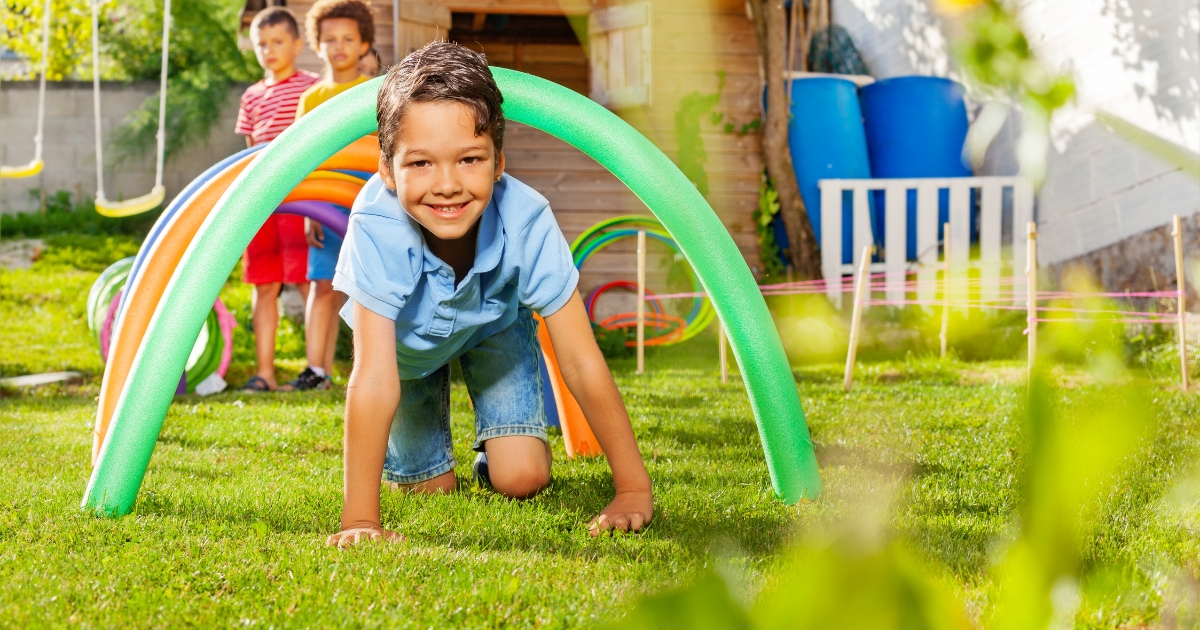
[561,356,651,493]
[340,302,401,531]
[546,294,651,494]
[341,375,399,529]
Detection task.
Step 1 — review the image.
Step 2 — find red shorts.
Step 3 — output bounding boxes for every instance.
[243,214,309,285]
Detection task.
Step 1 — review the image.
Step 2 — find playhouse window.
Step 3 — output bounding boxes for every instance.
[589,2,651,109]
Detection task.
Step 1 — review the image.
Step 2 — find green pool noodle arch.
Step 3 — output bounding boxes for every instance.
[83,69,821,516]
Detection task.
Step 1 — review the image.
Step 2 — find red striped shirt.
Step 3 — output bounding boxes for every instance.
[235,70,320,144]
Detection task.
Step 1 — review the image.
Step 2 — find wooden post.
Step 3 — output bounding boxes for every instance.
[1173,214,1189,391]
[844,245,872,391]
[718,319,728,384]
[392,0,401,65]
[1026,222,1038,376]
[939,222,951,359]
[636,229,646,375]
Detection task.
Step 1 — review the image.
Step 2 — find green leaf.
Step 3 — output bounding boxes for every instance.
[606,572,752,630]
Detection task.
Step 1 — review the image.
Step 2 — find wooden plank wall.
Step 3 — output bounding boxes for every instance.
[499,0,764,313]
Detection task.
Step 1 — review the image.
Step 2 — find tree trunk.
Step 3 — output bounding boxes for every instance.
[747,0,823,280]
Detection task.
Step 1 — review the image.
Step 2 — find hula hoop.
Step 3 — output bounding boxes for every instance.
[88,256,134,343]
[90,258,232,391]
[570,214,663,252]
[599,312,688,347]
[573,224,715,343]
[584,281,664,321]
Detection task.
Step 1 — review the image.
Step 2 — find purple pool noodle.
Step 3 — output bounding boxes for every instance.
[273,201,348,238]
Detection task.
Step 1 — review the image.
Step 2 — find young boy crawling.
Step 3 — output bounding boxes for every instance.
[326,42,653,547]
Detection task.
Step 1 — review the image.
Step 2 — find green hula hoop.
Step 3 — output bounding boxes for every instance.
[573,227,715,344]
[83,69,819,516]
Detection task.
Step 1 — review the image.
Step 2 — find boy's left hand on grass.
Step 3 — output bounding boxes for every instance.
[325,525,404,549]
[588,490,653,537]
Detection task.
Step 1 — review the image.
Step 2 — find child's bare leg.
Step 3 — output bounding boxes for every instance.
[252,282,281,387]
[304,280,336,369]
[389,470,457,494]
[483,436,552,499]
[323,291,347,373]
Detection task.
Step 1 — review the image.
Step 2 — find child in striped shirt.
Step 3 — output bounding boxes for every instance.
[235,7,319,392]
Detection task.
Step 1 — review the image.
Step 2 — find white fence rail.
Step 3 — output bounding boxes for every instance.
[818,176,1034,306]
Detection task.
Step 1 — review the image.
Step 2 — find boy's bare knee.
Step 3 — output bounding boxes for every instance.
[489,460,550,499]
[482,435,551,499]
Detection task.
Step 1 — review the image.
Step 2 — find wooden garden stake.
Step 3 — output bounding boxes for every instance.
[392,0,401,64]
[718,319,728,384]
[1172,214,1189,391]
[939,222,951,359]
[844,245,872,391]
[1026,222,1038,377]
[636,229,646,375]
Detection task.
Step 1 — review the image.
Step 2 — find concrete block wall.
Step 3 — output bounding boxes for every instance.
[831,0,1200,275]
[0,81,246,215]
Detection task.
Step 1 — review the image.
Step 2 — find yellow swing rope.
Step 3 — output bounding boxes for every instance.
[0,0,51,179]
[92,0,170,217]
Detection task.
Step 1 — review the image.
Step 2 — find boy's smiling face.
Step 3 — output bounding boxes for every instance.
[379,101,505,242]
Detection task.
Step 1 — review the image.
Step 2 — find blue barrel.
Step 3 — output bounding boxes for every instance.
[786,77,873,264]
[859,76,972,258]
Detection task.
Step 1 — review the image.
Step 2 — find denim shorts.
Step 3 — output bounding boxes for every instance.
[306,225,345,281]
[383,308,548,484]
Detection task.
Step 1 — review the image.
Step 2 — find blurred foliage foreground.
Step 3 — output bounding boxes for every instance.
[610,278,1199,630]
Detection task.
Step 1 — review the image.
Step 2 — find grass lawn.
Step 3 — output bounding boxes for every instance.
[2,237,1199,627]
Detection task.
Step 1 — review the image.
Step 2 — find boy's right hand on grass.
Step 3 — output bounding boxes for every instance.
[588,490,653,537]
[325,525,404,549]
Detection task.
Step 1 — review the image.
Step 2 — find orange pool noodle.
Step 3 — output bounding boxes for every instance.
[317,136,380,173]
[94,154,256,463]
[533,313,602,458]
[282,179,362,209]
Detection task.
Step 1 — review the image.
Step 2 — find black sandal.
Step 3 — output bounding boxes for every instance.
[241,375,272,392]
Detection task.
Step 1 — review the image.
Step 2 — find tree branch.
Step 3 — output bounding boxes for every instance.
[747,0,823,280]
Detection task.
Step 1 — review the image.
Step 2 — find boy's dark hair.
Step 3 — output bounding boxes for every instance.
[250,6,301,40]
[305,0,375,53]
[377,42,505,166]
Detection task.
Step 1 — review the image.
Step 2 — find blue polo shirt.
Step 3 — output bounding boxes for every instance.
[333,173,579,380]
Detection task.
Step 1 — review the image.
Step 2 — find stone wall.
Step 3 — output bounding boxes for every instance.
[0,81,246,215]
[1047,213,1200,310]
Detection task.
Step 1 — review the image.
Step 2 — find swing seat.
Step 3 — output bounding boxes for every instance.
[95,185,166,218]
[0,159,44,179]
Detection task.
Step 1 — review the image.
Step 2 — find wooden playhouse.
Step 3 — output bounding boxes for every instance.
[241,0,765,314]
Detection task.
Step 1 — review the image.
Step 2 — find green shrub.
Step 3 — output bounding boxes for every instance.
[35,234,141,272]
[1,190,158,239]
[594,324,634,360]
